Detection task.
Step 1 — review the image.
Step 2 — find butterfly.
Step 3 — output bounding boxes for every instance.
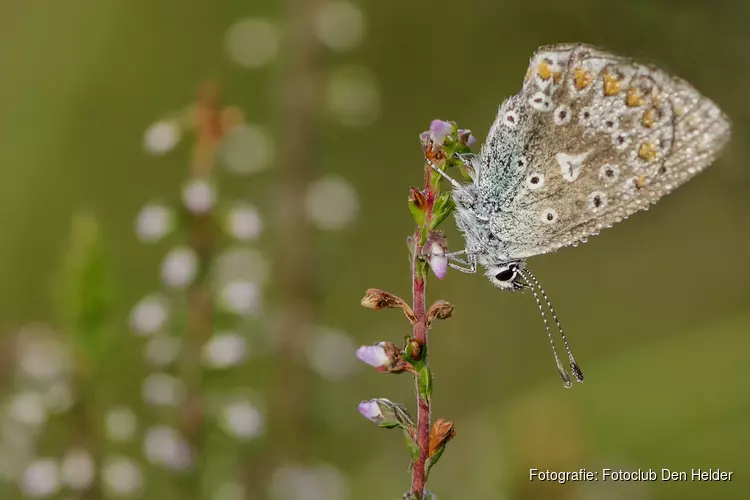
[432,43,731,387]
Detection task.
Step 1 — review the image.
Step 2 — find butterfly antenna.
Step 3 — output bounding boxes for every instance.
[522,268,584,383]
[518,270,572,388]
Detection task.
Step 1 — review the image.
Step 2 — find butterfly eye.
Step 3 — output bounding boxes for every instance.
[495,267,516,282]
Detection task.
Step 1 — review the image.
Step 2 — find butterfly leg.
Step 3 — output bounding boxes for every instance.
[427,161,463,189]
[448,254,477,274]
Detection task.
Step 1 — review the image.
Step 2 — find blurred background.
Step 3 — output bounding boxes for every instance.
[1,0,749,499]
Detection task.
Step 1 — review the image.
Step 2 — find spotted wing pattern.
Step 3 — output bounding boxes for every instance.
[481,43,731,259]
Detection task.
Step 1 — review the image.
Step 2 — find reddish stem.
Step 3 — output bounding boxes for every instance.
[410,273,430,497]
[410,161,435,498]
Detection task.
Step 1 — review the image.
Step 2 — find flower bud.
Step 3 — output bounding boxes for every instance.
[360,289,416,323]
[360,289,404,310]
[429,418,456,456]
[408,186,428,226]
[423,233,448,280]
[355,342,390,368]
[357,399,383,422]
[358,398,413,429]
[427,300,454,327]
[457,129,476,148]
[356,341,415,374]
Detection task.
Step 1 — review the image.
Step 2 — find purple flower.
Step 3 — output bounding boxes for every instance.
[427,241,447,280]
[428,120,453,146]
[458,129,476,147]
[419,130,431,145]
[356,343,390,368]
[358,399,383,422]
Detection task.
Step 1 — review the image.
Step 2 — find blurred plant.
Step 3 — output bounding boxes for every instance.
[131,83,273,499]
[0,213,116,499]
[356,120,473,498]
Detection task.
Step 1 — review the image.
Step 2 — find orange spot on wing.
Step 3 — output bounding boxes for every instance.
[627,88,645,107]
[638,143,657,162]
[573,68,591,89]
[538,61,552,80]
[642,108,657,128]
[603,74,621,96]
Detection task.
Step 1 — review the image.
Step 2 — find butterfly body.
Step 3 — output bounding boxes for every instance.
[450,43,731,290]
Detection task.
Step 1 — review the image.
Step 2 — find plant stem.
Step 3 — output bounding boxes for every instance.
[410,273,430,497]
[410,163,437,498]
[179,83,222,498]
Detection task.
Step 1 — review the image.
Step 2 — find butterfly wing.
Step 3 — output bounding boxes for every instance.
[481,43,731,260]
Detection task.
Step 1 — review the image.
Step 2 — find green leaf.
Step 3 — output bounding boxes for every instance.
[408,198,427,226]
[425,445,446,478]
[418,364,433,404]
[430,193,455,230]
[416,256,429,279]
[403,428,420,462]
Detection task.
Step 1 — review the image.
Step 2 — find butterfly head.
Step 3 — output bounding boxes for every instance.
[480,257,526,291]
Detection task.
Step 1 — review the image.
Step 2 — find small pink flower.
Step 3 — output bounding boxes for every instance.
[358,399,383,422]
[428,120,453,146]
[427,241,447,280]
[356,343,390,368]
[457,129,476,147]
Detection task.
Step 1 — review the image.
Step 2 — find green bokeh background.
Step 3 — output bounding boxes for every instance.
[1,0,749,499]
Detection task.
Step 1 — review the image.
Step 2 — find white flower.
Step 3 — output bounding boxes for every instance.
[213,481,245,500]
[101,456,143,497]
[61,448,94,491]
[144,335,182,368]
[215,247,269,287]
[42,381,74,414]
[129,294,170,336]
[143,426,192,470]
[135,204,174,243]
[160,247,198,288]
[142,373,185,407]
[225,203,263,240]
[219,400,264,440]
[16,324,69,382]
[144,121,181,155]
[305,176,359,230]
[202,333,247,369]
[270,464,349,500]
[220,123,274,175]
[307,328,357,381]
[182,179,216,214]
[326,66,380,128]
[219,281,261,316]
[225,19,279,69]
[314,2,366,52]
[21,459,60,497]
[8,392,47,427]
[105,407,137,442]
